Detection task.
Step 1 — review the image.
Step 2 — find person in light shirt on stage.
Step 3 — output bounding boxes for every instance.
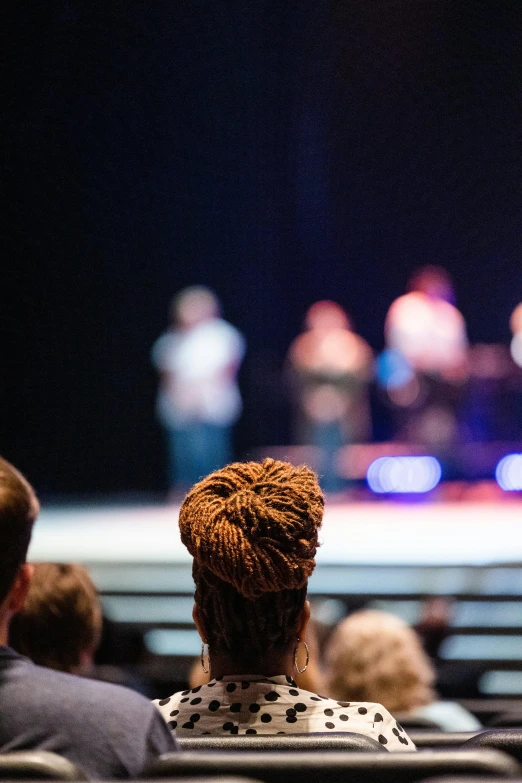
[152,286,245,493]
[287,301,374,491]
[382,266,468,444]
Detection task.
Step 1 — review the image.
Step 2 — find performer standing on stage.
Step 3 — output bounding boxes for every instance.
[287,301,374,491]
[383,266,468,444]
[152,286,245,493]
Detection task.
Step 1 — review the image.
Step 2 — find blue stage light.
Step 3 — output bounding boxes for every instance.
[367,456,442,494]
[495,454,522,491]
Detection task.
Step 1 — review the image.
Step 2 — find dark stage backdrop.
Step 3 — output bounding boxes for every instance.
[4,0,522,493]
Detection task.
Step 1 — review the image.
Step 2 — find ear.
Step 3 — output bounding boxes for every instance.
[192,603,207,643]
[7,563,34,617]
[296,600,311,640]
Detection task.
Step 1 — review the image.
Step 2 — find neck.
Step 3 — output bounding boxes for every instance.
[209,646,295,681]
[0,616,10,647]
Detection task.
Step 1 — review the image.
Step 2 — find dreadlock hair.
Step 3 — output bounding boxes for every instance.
[179,458,324,659]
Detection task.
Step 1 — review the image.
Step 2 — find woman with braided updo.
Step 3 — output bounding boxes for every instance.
[154,458,415,749]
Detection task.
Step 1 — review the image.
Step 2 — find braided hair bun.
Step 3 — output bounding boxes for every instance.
[179,458,324,600]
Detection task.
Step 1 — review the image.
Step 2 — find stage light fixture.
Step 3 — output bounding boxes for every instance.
[367,455,442,494]
[495,454,522,491]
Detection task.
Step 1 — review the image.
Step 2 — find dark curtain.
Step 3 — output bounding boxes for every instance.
[4,0,522,492]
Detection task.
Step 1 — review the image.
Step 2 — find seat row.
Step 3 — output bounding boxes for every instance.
[7,729,522,782]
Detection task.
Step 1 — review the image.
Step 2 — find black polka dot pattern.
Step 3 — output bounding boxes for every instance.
[155,676,413,744]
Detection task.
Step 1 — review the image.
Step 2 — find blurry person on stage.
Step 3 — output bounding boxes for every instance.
[152,286,245,493]
[287,301,373,492]
[380,266,468,446]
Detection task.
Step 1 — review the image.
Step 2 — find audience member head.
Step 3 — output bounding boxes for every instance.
[179,458,324,676]
[10,563,102,674]
[325,609,436,712]
[0,458,39,639]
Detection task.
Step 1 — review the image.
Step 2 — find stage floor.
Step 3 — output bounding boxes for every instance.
[29,494,522,567]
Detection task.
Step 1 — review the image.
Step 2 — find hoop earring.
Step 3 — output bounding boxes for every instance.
[201,643,209,674]
[294,639,309,674]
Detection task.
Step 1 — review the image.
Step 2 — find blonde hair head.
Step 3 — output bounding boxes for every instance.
[325,609,436,712]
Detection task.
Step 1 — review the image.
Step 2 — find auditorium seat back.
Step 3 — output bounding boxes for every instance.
[177,731,385,752]
[409,730,481,748]
[144,748,520,783]
[0,751,86,780]
[464,728,522,761]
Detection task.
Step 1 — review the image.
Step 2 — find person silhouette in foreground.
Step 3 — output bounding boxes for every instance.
[0,457,175,779]
[154,458,415,749]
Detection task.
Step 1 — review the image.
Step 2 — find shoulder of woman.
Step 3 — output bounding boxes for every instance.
[152,689,184,715]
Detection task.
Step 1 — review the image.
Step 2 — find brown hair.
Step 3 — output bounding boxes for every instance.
[179,458,324,657]
[0,457,39,603]
[10,563,102,673]
[325,609,436,712]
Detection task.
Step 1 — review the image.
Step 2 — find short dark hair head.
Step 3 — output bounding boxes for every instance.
[179,458,324,658]
[0,458,39,603]
[9,563,102,672]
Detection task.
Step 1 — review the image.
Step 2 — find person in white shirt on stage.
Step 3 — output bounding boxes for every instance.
[152,286,245,492]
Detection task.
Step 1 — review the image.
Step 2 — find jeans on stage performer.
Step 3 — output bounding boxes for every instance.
[152,286,245,493]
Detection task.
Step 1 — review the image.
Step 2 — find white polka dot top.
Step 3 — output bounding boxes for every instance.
[153,674,416,750]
